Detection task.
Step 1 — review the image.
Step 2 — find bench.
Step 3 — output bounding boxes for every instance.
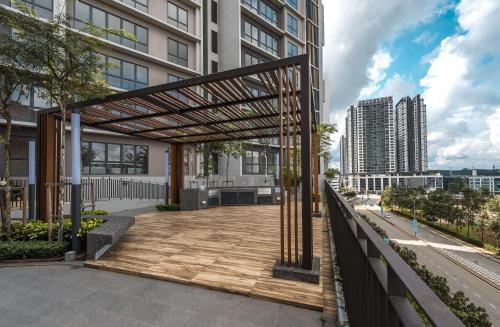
[85,215,134,260]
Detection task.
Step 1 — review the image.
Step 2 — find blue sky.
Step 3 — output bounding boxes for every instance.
[382,6,459,96]
[323,0,500,170]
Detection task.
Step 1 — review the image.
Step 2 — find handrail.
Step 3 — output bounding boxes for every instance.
[324,181,463,327]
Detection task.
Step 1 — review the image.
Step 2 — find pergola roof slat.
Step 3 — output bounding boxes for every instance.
[44,54,313,144]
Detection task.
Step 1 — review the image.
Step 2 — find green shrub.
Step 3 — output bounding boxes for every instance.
[0,218,104,242]
[77,218,104,238]
[156,204,180,211]
[81,209,109,215]
[0,240,69,260]
[484,243,500,255]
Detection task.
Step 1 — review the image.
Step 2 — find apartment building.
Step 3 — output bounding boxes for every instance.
[395,95,428,173]
[354,97,396,174]
[202,0,326,186]
[341,95,428,180]
[0,0,325,186]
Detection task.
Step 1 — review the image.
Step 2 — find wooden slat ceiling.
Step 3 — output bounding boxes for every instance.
[53,55,312,144]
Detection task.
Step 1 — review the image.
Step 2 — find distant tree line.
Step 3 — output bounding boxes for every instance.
[381,178,500,250]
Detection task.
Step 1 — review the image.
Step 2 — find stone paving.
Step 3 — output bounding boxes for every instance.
[0,263,323,327]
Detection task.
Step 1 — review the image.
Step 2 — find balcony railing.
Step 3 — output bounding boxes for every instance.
[324,181,463,326]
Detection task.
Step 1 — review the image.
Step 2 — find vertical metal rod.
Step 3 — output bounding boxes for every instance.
[46,185,52,241]
[71,110,82,253]
[278,67,285,264]
[291,64,299,265]
[165,150,170,204]
[28,139,36,220]
[300,55,313,270]
[91,182,96,212]
[285,65,292,265]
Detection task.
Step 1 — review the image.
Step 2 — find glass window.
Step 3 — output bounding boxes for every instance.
[242,0,277,26]
[74,2,148,53]
[243,52,261,66]
[167,2,188,31]
[92,143,106,161]
[287,14,298,37]
[211,30,218,53]
[243,20,278,56]
[103,55,148,90]
[211,1,218,24]
[14,0,53,19]
[287,0,297,10]
[287,42,298,57]
[243,151,260,174]
[82,141,149,175]
[168,38,188,67]
[92,7,106,28]
[242,148,277,175]
[167,74,188,102]
[120,0,148,13]
[10,85,52,110]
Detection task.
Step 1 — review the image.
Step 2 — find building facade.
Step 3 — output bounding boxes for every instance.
[345,173,443,194]
[341,97,395,176]
[395,95,428,173]
[0,0,325,187]
[340,95,428,179]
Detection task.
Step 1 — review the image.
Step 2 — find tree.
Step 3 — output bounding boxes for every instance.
[448,178,466,231]
[0,42,36,239]
[195,142,224,186]
[381,187,393,208]
[324,168,339,180]
[316,123,337,165]
[1,5,114,242]
[486,196,500,249]
[424,189,454,225]
[220,141,246,185]
[462,187,490,238]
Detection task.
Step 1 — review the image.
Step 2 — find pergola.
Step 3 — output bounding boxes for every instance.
[35,54,320,271]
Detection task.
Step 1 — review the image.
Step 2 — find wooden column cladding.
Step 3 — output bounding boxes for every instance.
[313,132,320,213]
[169,144,184,204]
[36,113,60,222]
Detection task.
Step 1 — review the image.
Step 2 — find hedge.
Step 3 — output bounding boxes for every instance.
[0,218,104,242]
[156,204,180,211]
[0,240,69,260]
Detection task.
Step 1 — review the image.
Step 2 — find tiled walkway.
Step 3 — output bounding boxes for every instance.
[85,205,335,311]
[0,263,323,327]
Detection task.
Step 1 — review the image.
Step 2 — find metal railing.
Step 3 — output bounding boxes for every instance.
[324,181,463,327]
[60,177,167,202]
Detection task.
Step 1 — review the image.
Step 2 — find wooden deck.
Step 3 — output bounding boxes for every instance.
[85,205,336,312]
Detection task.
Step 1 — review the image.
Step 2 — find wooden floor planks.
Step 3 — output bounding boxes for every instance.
[84,205,336,312]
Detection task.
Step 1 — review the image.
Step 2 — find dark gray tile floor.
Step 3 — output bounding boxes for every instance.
[0,263,323,327]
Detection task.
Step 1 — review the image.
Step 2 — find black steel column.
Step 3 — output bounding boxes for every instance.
[71,109,81,253]
[300,55,313,270]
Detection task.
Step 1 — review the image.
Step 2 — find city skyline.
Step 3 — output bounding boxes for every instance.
[323,0,500,170]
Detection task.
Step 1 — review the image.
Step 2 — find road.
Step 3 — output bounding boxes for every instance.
[358,207,500,324]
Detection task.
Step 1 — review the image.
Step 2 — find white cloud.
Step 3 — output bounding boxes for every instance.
[377,74,417,104]
[323,0,452,158]
[413,31,438,45]
[360,49,393,97]
[420,0,500,169]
